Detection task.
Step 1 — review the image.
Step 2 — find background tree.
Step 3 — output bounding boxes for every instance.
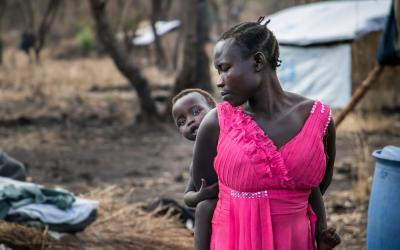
[150,0,167,67]
[34,0,61,62]
[173,0,212,96]
[90,0,159,121]
[0,0,6,65]
[19,0,61,63]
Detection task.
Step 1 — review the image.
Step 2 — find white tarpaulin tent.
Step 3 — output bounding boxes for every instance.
[266,0,391,108]
[132,20,181,46]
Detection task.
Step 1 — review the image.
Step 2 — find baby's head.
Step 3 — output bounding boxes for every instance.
[172,88,216,141]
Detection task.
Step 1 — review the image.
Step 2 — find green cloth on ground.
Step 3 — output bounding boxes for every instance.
[0,184,75,219]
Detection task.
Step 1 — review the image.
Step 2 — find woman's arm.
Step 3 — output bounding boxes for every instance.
[191,109,219,190]
[308,187,327,241]
[319,120,336,195]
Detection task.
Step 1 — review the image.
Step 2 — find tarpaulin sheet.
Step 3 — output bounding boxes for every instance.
[278,44,352,108]
[267,0,391,46]
[133,20,181,46]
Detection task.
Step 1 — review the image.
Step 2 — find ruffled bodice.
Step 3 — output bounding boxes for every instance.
[214,100,331,192]
[211,100,332,250]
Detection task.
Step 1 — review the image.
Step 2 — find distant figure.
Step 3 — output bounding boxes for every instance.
[0,151,27,181]
[19,31,36,62]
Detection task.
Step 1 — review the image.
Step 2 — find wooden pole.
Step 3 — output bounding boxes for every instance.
[335,64,384,127]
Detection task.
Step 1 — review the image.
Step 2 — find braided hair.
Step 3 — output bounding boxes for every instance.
[218,17,281,70]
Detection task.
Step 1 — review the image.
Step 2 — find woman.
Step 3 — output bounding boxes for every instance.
[191,19,340,250]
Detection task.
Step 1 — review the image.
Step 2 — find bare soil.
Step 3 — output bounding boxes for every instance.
[1,49,399,249]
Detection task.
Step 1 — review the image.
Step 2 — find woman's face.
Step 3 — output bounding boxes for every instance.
[213,38,260,106]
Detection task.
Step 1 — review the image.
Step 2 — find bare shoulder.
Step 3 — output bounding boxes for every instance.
[286,92,315,116]
[196,108,219,141]
[199,108,219,132]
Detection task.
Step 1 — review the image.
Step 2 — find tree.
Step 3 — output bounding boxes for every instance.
[173,0,212,95]
[0,0,6,65]
[34,0,61,62]
[90,0,159,121]
[150,0,167,67]
[19,0,61,63]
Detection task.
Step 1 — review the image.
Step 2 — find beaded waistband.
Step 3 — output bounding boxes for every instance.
[230,189,268,199]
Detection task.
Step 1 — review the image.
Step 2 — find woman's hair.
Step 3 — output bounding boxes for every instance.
[218,17,281,70]
[172,88,216,108]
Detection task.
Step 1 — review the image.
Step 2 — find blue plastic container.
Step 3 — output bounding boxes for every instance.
[367,145,400,250]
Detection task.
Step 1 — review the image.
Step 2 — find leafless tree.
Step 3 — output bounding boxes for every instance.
[150,0,167,67]
[90,0,159,121]
[224,0,246,30]
[0,0,6,65]
[173,0,212,95]
[34,0,61,62]
[18,0,61,63]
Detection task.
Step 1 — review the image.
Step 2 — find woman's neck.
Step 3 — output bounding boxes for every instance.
[247,71,289,119]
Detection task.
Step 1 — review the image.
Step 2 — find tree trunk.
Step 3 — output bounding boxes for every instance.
[210,0,223,34]
[173,0,212,95]
[224,0,245,30]
[0,0,6,65]
[34,0,61,63]
[90,0,159,122]
[150,0,166,67]
[19,0,35,33]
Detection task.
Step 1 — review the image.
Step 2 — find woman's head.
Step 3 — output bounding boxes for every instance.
[213,18,281,107]
[219,18,280,70]
[172,89,216,141]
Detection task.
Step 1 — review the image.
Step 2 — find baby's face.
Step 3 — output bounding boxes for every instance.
[172,92,212,141]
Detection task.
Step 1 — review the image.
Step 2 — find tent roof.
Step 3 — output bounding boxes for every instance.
[267,0,391,46]
[132,20,181,46]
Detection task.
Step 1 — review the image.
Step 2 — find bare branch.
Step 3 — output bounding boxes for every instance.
[90,0,159,121]
[34,0,62,62]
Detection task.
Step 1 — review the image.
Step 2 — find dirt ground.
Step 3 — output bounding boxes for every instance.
[1,49,399,249]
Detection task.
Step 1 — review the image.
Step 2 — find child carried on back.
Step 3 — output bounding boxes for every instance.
[172,89,218,250]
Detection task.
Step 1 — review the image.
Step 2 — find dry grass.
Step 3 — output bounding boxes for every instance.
[0,222,77,250]
[0,185,193,250]
[335,110,400,133]
[79,185,193,250]
[0,48,177,127]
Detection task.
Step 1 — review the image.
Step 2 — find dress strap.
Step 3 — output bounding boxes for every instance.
[310,100,332,137]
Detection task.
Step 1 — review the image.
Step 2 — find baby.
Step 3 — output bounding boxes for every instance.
[172,88,218,250]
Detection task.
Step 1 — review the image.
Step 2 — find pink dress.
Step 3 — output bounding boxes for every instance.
[210,100,332,250]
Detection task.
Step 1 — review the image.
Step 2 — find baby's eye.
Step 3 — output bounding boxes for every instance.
[220,64,230,72]
[191,106,202,116]
[176,117,186,127]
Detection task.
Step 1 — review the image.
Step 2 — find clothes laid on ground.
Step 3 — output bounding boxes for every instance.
[0,177,98,233]
[210,100,331,250]
[6,208,97,233]
[0,179,75,219]
[0,151,26,181]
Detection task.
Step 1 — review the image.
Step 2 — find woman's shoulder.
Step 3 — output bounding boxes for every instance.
[199,108,219,134]
[287,92,333,135]
[286,92,315,116]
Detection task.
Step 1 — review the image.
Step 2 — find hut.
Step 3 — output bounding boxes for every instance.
[267,0,400,111]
